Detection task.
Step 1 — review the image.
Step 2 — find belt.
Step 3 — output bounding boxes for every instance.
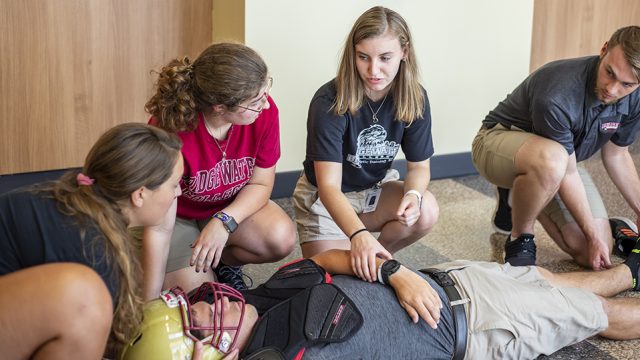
[419,268,468,360]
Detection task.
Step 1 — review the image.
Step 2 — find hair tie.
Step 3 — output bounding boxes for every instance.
[76,173,95,186]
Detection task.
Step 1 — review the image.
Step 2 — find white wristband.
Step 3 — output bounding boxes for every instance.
[404,190,423,208]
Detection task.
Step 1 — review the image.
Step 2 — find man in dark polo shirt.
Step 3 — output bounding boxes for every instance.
[472,26,640,270]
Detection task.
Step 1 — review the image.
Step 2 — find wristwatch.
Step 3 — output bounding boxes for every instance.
[379,259,401,285]
[212,211,238,233]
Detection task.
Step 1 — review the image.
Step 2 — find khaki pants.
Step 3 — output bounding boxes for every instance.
[432,261,608,359]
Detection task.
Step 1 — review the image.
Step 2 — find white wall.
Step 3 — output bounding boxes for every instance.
[245,0,534,172]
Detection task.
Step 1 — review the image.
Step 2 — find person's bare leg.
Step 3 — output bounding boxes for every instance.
[537,265,633,297]
[222,201,296,265]
[538,215,613,268]
[537,212,568,251]
[0,263,113,360]
[598,296,640,340]
[510,137,568,237]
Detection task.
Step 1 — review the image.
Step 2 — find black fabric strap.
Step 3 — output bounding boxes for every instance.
[419,268,467,360]
[349,228,368,241]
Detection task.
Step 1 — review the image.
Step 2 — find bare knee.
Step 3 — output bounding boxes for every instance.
[415,192,439,234]
[263,218,297,260]
[519,140,568,188]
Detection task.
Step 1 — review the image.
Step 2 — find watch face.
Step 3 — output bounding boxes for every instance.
[381,260,401,285]
[383,260,400,272]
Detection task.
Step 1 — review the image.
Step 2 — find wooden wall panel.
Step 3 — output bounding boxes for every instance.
[531,0,640,72]
[212,0,244,43]
[0,0,212,174]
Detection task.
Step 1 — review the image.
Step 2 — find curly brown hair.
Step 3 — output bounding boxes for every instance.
[145,43,269,132]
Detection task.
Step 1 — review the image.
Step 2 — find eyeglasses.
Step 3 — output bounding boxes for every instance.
[237,77,273,113]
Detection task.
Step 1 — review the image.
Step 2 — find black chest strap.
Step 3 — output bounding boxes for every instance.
[241,283,363,360]
[419,268,468,360]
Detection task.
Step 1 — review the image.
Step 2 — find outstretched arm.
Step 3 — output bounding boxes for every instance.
[310,249,442,328]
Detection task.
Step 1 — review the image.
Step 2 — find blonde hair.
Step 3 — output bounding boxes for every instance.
[335,6,424,123]
[39,123,182,353]
[145,43,269,132]
[608,26,640,81]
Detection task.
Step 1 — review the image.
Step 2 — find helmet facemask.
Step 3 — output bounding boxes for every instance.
[176,282,247,353]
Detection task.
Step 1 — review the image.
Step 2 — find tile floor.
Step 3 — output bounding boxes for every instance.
[245,143,640,359]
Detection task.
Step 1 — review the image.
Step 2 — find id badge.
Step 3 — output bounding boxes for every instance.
[363,187,382,213]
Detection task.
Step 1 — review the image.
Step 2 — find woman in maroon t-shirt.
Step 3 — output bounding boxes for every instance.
[143,43,296,297]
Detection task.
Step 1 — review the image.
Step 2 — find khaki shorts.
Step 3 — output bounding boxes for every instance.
[165,217,210,272]
[292,170,399,244]
[432,261,608,359]
[472,124,607,227]
[129,218,207,273]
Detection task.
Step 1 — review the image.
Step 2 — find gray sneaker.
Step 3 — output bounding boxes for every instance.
[609,217,638,258]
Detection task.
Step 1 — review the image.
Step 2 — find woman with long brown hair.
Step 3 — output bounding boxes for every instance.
[293,6,439,281]
[0,123,183,358]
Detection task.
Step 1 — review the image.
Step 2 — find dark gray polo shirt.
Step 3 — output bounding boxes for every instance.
[483,56,640,162]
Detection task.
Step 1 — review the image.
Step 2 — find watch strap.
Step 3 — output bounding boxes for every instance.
[213,211,238,233]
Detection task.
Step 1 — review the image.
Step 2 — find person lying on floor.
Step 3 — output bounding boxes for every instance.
[121,237,640,360]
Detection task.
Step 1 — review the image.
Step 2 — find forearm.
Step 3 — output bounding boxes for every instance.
[223,182,271,223]
[311,249,413,290]
[319,186,367,237]
[141,225,173,301]
[311,249,377,275]
[141,199,178,300]
[603,145,640,215]
[557,167,599,241]
[403,160,431,195]
[221,165,275,223]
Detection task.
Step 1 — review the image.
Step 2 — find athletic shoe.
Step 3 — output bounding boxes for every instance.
[213,263,253,291]
[609,217,639,258]
[492,187,512,235]
[504,233,536,266]
[624,239,640,291]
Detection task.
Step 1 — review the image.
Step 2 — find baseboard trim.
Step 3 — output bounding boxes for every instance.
[1,152,478,198]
